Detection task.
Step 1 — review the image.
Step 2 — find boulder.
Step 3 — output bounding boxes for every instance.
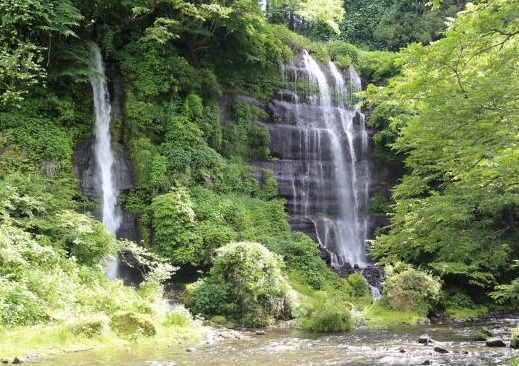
[486,338,506,347]
[418,334,431,345]
[474,329,492,341]
[434,346,449,354]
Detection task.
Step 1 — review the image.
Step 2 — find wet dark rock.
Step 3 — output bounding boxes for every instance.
[360,265,385,289]
[255,330,266,335]
[320,246,333,266]
[486,338,506,347]
[474,329,492,341]
[186,347,196,353]
[399,348,406,353]
[418,334,431,344]
[12,357,23,364]
[336,262,355,277]
[434,346,449,353]
[1,360,8,364]
[422,361,431,365]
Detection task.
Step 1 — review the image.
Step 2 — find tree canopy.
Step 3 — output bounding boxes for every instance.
[369,0,519,294]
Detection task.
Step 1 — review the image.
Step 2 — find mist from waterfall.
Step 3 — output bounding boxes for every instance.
[90,44,120,278]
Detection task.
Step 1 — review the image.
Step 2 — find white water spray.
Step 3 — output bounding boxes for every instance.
[90,45,120,278]
[296,50,370,267]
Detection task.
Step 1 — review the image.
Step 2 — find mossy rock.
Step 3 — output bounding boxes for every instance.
[110,312,157,336]
[69,317,106,337]
[474,329,492,341]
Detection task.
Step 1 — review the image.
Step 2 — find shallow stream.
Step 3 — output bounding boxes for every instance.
[30,316,519,366]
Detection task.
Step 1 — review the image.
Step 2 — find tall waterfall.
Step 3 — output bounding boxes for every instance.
[264,50,371,267]
[90,45,121,276]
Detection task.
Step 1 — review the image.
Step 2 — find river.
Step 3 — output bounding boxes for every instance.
[30,316,519,365]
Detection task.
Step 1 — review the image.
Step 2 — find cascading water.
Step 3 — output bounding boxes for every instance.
[90,44,121,278]
[263,50,371,268]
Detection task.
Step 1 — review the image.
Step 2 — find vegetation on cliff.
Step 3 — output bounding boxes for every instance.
[1,0,519,359]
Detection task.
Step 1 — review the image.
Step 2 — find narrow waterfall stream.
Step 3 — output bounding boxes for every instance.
[265,50,372,269]
[90,45,121,278]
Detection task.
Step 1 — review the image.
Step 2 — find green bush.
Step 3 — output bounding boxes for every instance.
[68,317,106,337]
[110,312,157,337]
[163,305,193,327]
[0,280,48,326]
[186,242,292,327]
[57,210,118,266]
[149,187,201,265]
[383,263,443,316]
[300,296,354,333]
[347,273,370,298]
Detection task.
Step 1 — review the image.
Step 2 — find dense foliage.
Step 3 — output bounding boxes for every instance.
[340,0,465,50]
[185,242,292,327]
[3,0,519,357]
[369,0,519,301]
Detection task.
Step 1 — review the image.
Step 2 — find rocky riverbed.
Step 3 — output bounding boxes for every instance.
[26,315,519,366]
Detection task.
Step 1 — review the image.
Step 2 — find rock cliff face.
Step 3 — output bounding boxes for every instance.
[254,51,373,267]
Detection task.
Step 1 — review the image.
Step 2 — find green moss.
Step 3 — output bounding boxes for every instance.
[445,305,488,320]
[474,329,492,341]
[363,300,427,328]
[210,315,234,328]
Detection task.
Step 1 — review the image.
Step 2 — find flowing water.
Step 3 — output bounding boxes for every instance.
[29,316,519,365]
[265,51,371,267]
[90,45,121,277]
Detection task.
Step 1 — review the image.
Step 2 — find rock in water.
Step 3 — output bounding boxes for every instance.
[486,338,506,347]
[434,346,449,353]
[418,334,431,344]
[474,329,492,341]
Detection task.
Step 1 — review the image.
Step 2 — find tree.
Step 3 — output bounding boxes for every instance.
[0,0,82,107]
[369,0,519,294]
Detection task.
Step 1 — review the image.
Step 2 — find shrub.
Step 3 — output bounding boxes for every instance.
[383,263,443,316]
[0,281,48,326]
[57,210,118,265]
[347,273,370,298]
[186,242,292,327]
[69,317,107,337]
[110,312,157,337]
[300,296,354,333]
[163,305,193,327]
[150,187,201,265]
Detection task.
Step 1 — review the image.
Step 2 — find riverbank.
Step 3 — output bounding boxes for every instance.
[22,315,519,366]
[0,319,206,364]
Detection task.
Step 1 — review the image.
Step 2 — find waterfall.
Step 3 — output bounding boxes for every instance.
[90,45,121,278]
[263,50,371,268]
[300,50,369,267]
